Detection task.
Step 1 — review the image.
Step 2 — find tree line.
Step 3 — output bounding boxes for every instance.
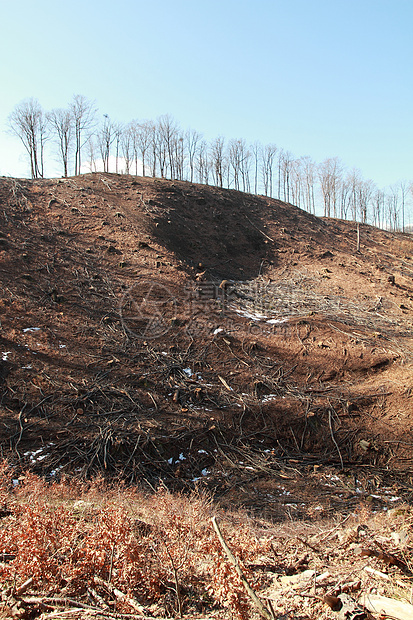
[7,95,412,232]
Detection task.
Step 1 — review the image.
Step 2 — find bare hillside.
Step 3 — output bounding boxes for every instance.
[1,172,413,519]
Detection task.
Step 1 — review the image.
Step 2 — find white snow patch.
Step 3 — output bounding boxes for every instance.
[2,352,11,361]
[262,394,278,402]
[232,308,268,321]
[23,327,41,333]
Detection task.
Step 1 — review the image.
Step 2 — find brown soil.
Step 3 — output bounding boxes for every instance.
[1,173,413,520]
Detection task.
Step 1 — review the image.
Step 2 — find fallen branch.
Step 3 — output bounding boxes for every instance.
[15,577,34,596]
[211,516,274,620]
[360,547,412,575]
[93,576,149,615]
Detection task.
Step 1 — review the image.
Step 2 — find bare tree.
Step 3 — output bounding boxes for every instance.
[278,150,294,202]
[372,189,385,229]
[156,114,180,179]
[185,129,202,182]
[301,156,316,214]
[210,137,226,188]
[9,98,48,178]
[85,137,98,173]
[250,141,261,195]
[121,123,134,175]
[318,157,343,217]
[47,108,73,177]
[132,120,154,176]
[173,132,185,180]
[113,122,123,174]
[387,185,400,231]
[358,179,375,224]
[97,115,116,172]
[399,180,408,233]
[70,95,96,175]
[290,158,304,209]
[196,140,210,184]
[228,139,250,191]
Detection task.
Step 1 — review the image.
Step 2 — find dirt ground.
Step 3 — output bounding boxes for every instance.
[1,172,413,520]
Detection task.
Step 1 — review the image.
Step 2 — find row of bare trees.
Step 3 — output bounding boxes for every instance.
[6,96,412,231]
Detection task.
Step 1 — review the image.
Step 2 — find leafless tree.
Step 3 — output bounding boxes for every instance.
[120,123,134,175]
[346,168,362,221]
[185,128,202,182]
[358,179,375,223]
[70,95,96,175]
[112,122,123,174]
[372,189,385,228]
[339,173,351,220]
[399,180,409,233]
[318,157,343,217]
[173,132,185,180]
[197,140,210,184]
[9,98,48,178]
[278,150,294,202]
[210,136,226,188]
[85,137,98,172]
[97,115,116,172]
[290,158,304,209]
[250,141,261,195]
[228,138,250,191]
[387,186,400,231]
[132,120,154,176]
[301,156,316,214]
[47,108,73,177]
[156,114,180,179]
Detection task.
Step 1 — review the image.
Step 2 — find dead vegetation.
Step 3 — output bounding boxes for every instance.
[0,468,413,620]
[1,172,413,617]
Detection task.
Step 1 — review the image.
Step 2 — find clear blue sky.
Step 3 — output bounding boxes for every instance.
[1,0,412,189]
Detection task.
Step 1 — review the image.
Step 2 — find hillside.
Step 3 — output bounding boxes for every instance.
[1,172,413,521]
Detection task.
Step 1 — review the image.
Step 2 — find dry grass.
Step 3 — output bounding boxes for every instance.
[0,461,267,619]
[0,461,413,619]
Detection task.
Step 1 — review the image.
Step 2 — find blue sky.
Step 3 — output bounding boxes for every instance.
[1,0,412,189]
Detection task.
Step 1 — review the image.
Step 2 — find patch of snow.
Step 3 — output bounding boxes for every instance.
[23,327,41,333]
[2,352,11,361]
[198,449,208,454]
[232,308,268,321]
[24,447,50,463]
[266,318,289,324]
[183,368,192,377]
[22,365,32,369]
[262,394,278,402]
[178,453,186,461]
[213,327,224,335]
